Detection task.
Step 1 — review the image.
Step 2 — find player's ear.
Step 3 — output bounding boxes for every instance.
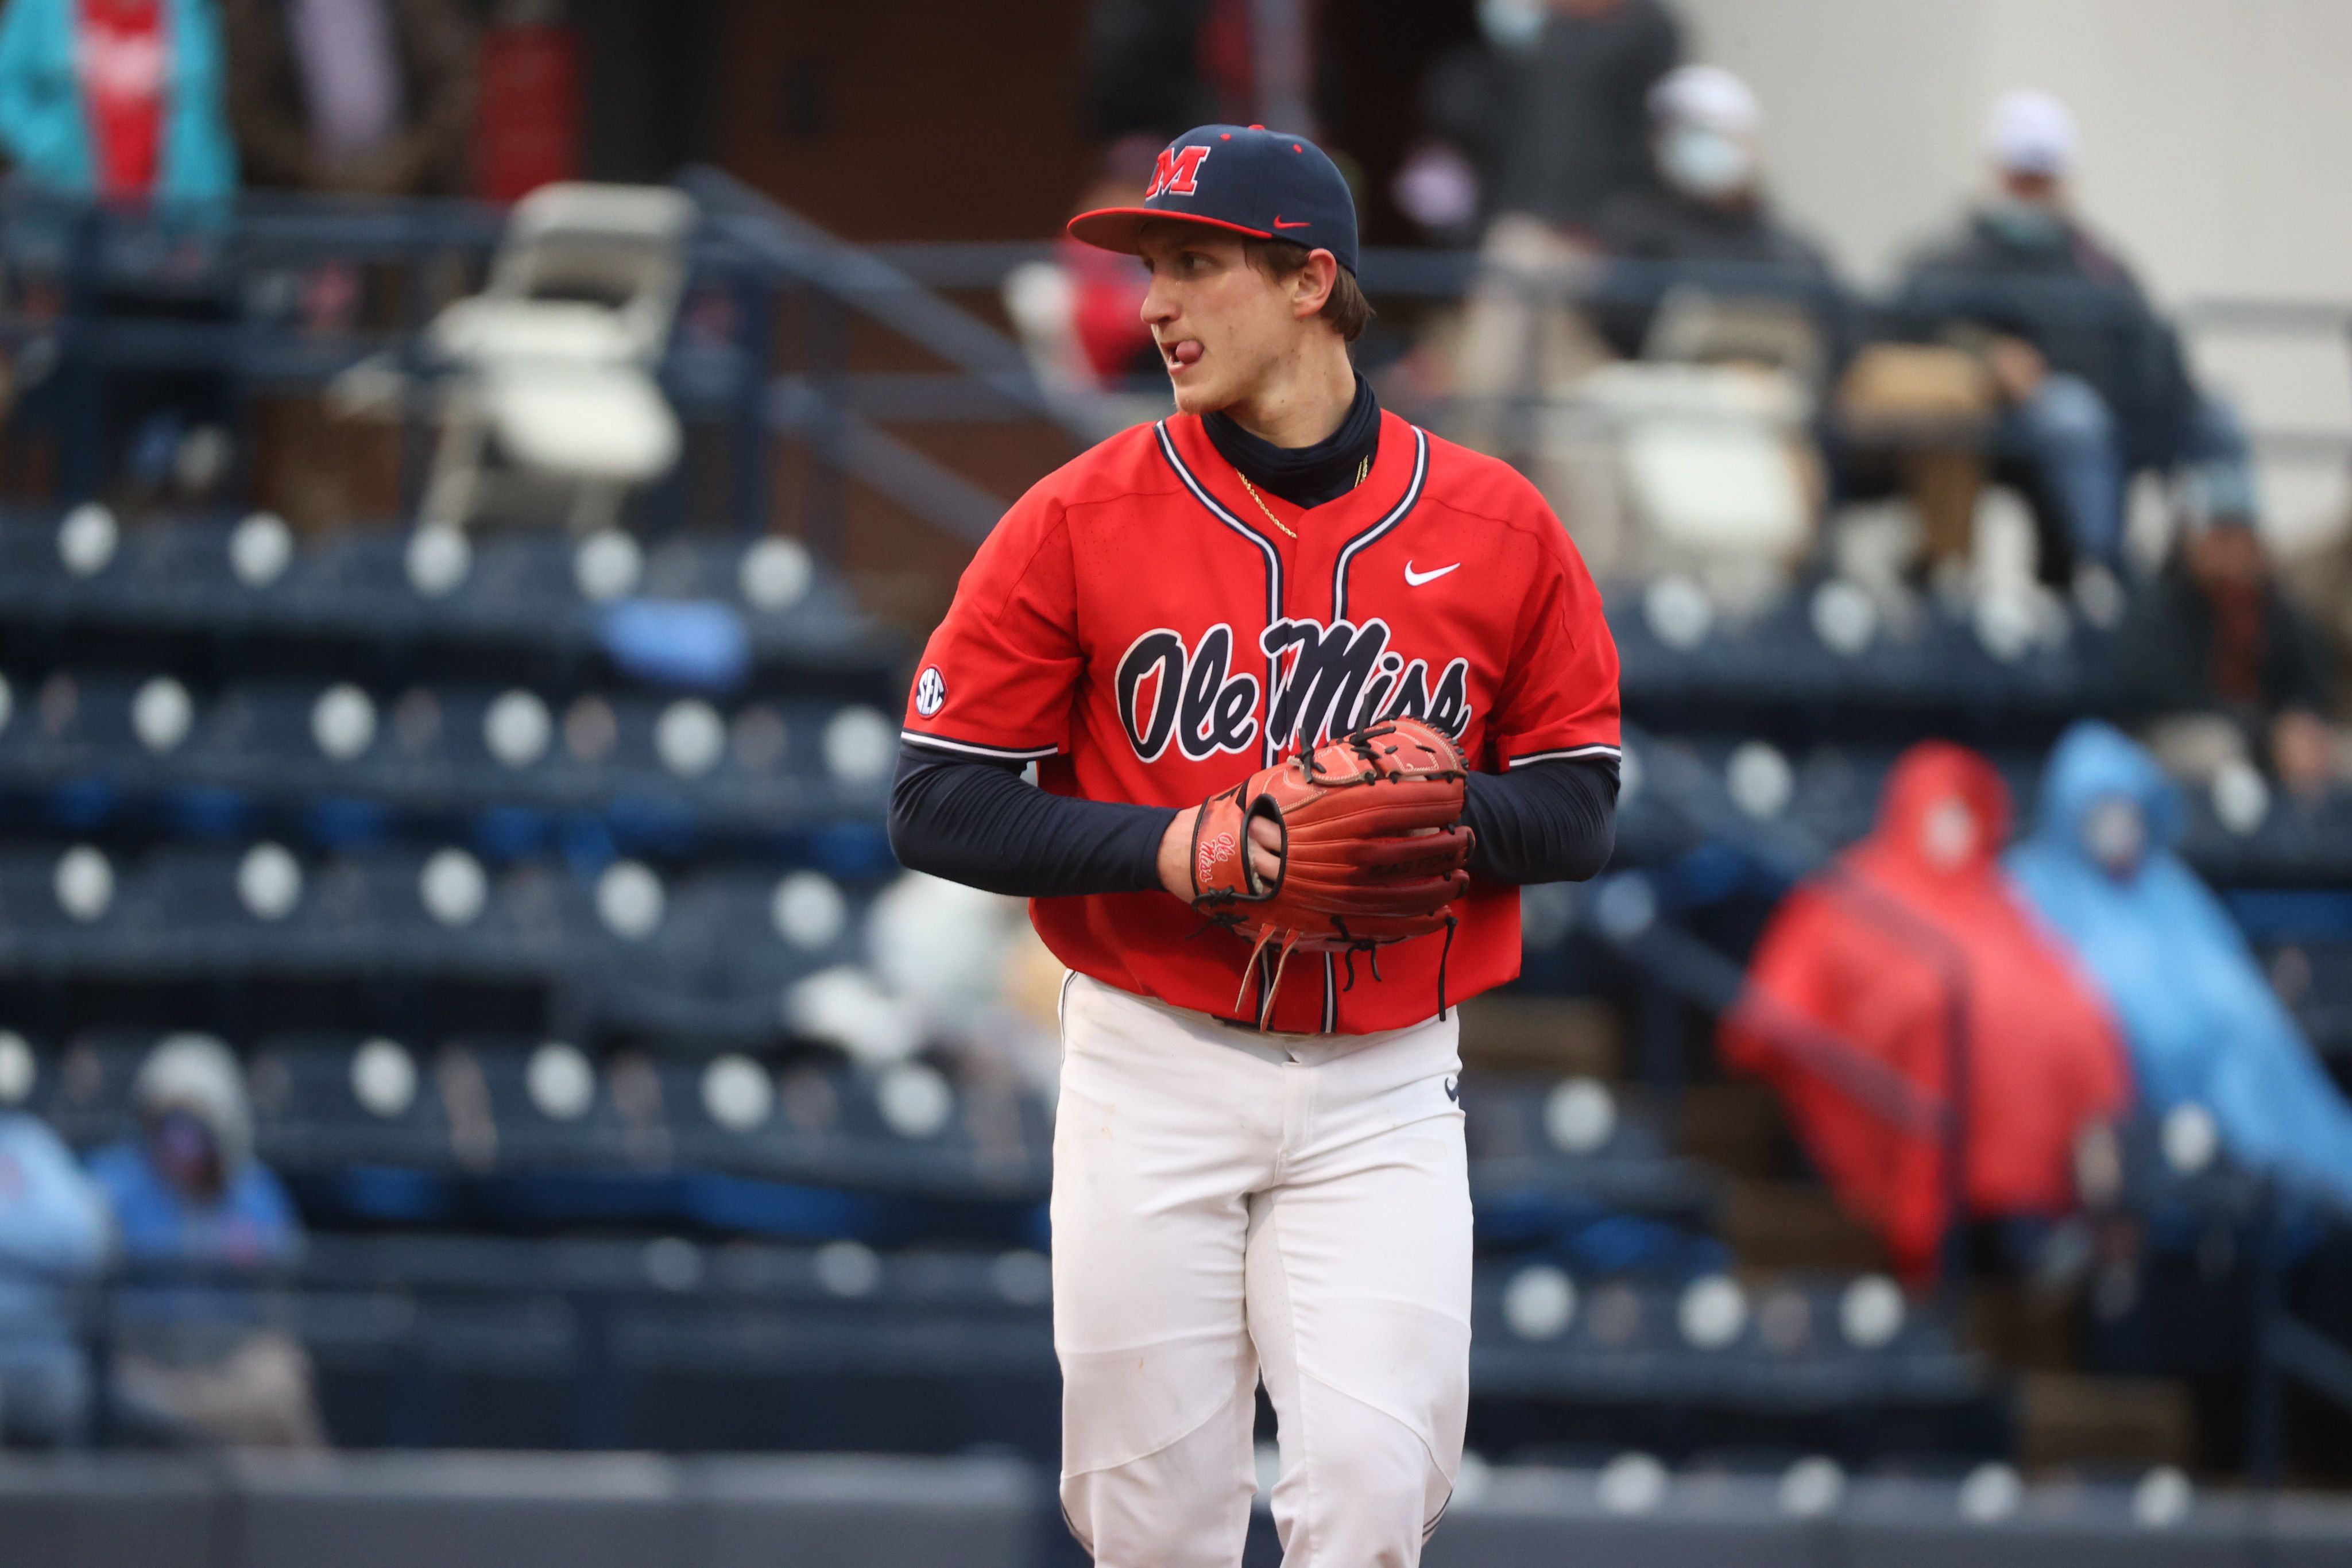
[1293,250,1339,322]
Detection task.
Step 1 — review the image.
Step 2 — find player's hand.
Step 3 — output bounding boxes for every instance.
[1986,335,2047,402]
[1159,806,1283,900]
[2273,708,2338,799]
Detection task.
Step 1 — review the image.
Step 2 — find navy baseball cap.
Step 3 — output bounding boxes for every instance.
[1069,125,1359,275]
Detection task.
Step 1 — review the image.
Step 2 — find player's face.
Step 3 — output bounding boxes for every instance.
[1136,226,1310,416]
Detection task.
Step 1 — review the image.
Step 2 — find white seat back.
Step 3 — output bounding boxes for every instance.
[483,183,697,363]
[1575,361,1815,576]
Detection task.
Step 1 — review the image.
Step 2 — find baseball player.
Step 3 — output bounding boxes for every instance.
[889,125,1621,1566]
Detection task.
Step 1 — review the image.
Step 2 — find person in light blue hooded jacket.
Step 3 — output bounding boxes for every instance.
[2006,719,2352,1208]
[0,1112,110,1445]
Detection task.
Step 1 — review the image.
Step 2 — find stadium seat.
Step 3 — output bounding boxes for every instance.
[250,1032,455,1171]
[421,184,695,533]
[1460,1073,1717,1224]
[2291,942,2352,1059]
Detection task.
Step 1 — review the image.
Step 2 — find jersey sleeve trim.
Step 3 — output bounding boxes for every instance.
[900,729,1061,762]
[1507,743,1621,768]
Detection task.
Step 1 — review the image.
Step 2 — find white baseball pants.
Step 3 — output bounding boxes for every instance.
[1051,973,1472,1567]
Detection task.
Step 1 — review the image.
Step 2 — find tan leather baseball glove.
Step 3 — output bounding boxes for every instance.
[1189,716,1474,1026]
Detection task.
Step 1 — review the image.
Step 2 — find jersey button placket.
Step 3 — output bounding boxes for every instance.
[1263,522,1303,766]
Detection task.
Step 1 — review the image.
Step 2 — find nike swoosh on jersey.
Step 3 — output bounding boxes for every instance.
[1272,216,1310,229]
[1403,560,1460,586]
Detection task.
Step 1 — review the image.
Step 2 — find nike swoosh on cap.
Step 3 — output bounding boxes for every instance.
[1272,216,1311,229]
[1403,561,1460,586]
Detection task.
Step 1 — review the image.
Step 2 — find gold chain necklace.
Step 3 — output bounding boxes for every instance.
[1232,456,1368,541]
[1234,470,1297,539]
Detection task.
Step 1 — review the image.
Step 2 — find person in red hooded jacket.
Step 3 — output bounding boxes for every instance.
[1720,740,2130,1279]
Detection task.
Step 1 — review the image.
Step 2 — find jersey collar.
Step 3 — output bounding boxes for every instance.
[1160,408,1425,547]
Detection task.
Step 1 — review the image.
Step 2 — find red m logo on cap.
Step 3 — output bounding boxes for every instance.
[1146,146,1212,199]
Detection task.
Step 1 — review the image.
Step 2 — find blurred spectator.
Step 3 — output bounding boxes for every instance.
[2007,722,2352,1209]
[1001,138,1171,439]
[0,0,241,508]
[223,0,477,531]
[1494,67,1837,593]
[1061,137,1161,384]
[1441,0,1681,462]
[2120,513,2343,797]
[0,1112,109,1446]
[470,0,578,201]
[1434,0,1682,234]
[1895,90,2252,583]
[2284,521,2352,722]
[1085,0,1255,144]
[1389,138,1480,245]
[1592,65,1850,384]
[223,0,479,197]
[0,0,237,203]
[87,1034,324,1449]
[1723,741,2129,1280]
[88,1036,297,1268]
[868,870,1064,1095]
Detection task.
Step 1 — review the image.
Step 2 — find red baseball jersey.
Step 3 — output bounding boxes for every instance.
[902,409,1621,1033]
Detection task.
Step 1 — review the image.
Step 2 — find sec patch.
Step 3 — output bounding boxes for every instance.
[915,666,947,717]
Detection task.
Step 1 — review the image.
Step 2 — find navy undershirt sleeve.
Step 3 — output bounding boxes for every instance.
[1463,756,1619,885]
[888,741,1617,898]
[888,742,1174,897]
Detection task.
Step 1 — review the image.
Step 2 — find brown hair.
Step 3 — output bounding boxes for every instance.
[1243,238,1374,344]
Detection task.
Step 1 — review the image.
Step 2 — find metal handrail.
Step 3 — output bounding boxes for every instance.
[2249,1179,2352,1486]
[9,183,2348,557]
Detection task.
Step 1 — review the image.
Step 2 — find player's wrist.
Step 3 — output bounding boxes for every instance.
[1158,806,1201,900]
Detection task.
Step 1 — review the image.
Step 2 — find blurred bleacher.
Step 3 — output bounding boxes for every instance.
[12,1446,2352,1568]
[2,175,2350,1558]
